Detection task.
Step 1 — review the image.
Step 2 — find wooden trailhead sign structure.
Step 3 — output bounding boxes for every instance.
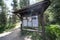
[13,0,51,40]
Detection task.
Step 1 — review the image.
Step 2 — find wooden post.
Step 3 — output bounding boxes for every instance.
[38,15,41,33]
[40,0,51,40]
[40,13,46,40]
[20,15,23,34]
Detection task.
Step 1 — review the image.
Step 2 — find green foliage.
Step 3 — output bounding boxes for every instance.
[0,14,7,33]
[46,0,60,24]
[20,0,29,8]
[31,32,42,40]
[0,0,7,33]
[0,0,4,6]
[46,25,60,40]
[6,24,15,31]
[0,0,16,33]
[5,17,16,31]
[13,0,18,9]
[21,30,42,40]
[12,0,18,24]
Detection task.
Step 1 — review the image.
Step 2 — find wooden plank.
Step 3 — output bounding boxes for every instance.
[22,28,42,33]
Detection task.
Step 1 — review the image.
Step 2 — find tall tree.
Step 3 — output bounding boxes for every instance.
[50,0,60,24]
[12,0,18,24]
[0,0,7,33]
[20,0,29,8]
[45,0,60,24]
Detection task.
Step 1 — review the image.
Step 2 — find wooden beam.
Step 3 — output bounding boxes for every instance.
[22,28,42,33]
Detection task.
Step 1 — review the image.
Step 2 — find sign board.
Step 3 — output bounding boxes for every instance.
[32,16,38,27]
[22,16,38,27]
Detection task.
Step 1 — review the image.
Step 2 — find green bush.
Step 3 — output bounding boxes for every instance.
[0,26,6,33]
[0,24,6,33]
[46,25,60,40]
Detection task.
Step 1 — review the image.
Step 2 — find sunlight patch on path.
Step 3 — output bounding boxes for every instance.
[0,22,20,38]
[0,32,11,37]
[15,22,21,29]
[24,36,32,40]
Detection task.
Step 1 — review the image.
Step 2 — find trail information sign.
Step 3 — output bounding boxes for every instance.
[22,16,38,27]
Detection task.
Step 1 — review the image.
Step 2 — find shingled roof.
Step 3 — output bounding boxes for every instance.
[13,1,51,16]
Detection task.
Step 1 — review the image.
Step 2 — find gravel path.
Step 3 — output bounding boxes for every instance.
[0,28,31,40]
[0,22,31,40]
